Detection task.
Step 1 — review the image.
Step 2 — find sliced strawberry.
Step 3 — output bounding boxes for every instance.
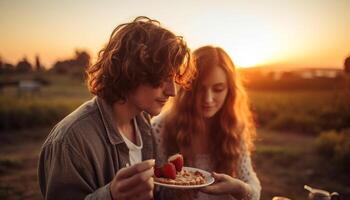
[162,163,176,179]
[154,166,163,178]
[168,154,184,172]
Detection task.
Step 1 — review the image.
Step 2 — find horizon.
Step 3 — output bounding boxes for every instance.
[0,0,349,69]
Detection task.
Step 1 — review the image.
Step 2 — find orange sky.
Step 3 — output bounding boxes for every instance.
[0,0,349,69]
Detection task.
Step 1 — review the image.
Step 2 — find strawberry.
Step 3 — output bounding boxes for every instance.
[162,163,176,179]
[154,166,163,178]
[168,154,184,172]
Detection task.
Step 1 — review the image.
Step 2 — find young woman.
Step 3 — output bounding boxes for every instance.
[152,46,261,200]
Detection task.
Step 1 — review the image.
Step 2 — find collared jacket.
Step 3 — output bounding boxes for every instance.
[38,97,156,200]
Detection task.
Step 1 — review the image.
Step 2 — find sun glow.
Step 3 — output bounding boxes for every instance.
[226,45,277,68]
[184,11,286,69]
[0,1,349,69]
[218,32,284,68]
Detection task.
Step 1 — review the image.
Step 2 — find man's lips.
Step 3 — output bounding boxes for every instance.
[156,99,168,104]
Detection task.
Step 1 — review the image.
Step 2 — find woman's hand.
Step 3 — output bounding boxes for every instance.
[201,172,251,199]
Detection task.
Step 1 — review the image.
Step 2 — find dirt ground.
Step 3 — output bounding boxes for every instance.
[0,128,349,200]
[0,128,48,200]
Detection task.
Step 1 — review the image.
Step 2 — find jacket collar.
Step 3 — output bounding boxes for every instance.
[95,96,152,146]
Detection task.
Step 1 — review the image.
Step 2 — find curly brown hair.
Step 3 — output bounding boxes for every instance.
[87,16,194,104]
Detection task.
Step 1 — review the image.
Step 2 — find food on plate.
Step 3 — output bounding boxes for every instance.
[154,154,207,185]
[161,163,177,179]
[168,153,184,172]
[154,166,163,178]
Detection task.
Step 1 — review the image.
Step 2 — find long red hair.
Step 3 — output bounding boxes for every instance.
[164,46,256,176]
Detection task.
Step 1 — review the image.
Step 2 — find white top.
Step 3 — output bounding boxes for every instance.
[151,113,261,200]
[121,119,143,166]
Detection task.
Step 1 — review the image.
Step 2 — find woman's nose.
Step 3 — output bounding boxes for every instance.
[204,90,213,103]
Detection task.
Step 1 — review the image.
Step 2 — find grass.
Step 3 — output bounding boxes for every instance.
[2,73,349,133]
[0,128,50,200]
[249,89,350,134]
[254,130,350,200]
[0,73,91,130]
[1,73,350,199]
[0,159,23,174]
[1,128,349,200]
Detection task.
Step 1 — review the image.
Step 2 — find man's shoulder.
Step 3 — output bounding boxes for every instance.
[43,98,100,146]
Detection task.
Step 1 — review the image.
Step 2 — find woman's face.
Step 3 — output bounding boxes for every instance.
[196,65,228,118]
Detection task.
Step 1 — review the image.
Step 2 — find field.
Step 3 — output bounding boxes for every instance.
[0,73,349,199]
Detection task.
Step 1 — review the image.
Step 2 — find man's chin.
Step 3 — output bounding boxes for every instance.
[146,108,162,117]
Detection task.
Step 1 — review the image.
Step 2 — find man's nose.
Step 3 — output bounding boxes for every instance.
[164,80,176,97]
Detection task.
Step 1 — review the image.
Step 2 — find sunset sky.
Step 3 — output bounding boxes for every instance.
[0,0,349,69]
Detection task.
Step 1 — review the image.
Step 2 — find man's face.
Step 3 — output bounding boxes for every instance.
[128,77,176,116]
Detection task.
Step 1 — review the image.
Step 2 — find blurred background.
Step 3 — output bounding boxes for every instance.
[0,0,349,199]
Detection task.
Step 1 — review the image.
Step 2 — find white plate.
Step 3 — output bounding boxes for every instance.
[154,167,215,189]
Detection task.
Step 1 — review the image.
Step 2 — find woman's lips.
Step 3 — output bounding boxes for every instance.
[202,105,214,110]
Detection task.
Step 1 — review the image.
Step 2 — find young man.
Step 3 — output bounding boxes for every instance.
[38,16,194,200]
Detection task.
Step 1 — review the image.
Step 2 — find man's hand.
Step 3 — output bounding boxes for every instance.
[110,159,155,200]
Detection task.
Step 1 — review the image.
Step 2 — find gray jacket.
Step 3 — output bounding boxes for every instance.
[38,97,155,200]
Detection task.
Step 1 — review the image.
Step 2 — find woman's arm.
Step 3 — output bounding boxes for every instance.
[236,149,261,200]
[201,149,261,200]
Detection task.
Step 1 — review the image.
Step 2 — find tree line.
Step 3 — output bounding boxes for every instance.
[1,51,349,76]
[0,50,90,76]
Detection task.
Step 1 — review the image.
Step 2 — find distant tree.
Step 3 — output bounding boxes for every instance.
[16,58,32,73]
[74,50,90,69]
[35,55,43,71]
[0,56,16,74]
[4,63,15,73]
[280,71,298,79]
[345,56,350,74]
[52,60,68,74]
[344,56,350,90]
[52,50,91,75]
[0,56,3,73]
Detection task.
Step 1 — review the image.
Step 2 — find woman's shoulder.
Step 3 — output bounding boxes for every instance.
[151,112,169,138]
[151,112,170,164]
[151,111,169,127]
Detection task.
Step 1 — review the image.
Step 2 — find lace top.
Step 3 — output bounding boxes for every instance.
[151,114,261,200]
